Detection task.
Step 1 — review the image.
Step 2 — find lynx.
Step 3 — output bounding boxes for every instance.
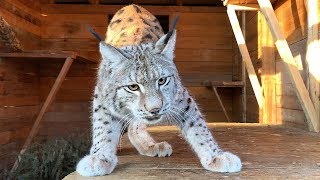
[76,4,242,176]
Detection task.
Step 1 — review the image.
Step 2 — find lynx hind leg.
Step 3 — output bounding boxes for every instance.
[128,122,172,157]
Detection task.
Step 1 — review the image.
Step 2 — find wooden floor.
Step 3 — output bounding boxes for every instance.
[64,123,320,179]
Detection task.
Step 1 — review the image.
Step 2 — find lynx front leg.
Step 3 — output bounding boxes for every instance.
[76,95,122,176]
[174,92,242,173]
[128,121,172,157]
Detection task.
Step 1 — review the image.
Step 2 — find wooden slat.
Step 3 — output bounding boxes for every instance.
[258,0,319,132]
[0,51,97,63]
[41,4,226,14]
[211,81,244,87]
[227,6,263,108]
[223,0,277,6]
[11,57,74,172]
[227,4,260,11]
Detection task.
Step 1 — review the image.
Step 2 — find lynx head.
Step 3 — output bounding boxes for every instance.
[99,31,179,124]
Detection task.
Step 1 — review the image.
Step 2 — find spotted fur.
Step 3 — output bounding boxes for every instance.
[76,4,241,177]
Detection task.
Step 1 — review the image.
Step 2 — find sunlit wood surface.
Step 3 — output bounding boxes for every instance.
[64,123,320,179]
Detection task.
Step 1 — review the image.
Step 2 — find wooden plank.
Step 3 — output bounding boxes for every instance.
[274,0,308,44]
[211,81,243,87]
[2,0,41,20]
[224,0,277,6]
[0,51,97,63]
[41,4,226,14]
[11,57,74,172]
[175,49,233,62]
[259,11,277,124]
[176,36,233,49]
[241,11,247,123]
[228,4,260,11]
[0,51,76,59]
[0,6,40,36]
[212,87,231,122]
[227,6,263,108]
[64,123,320,179]
[304,0,320,132]
[258,0,319,132]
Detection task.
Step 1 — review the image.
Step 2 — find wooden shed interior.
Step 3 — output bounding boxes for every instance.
[0,0,320,178]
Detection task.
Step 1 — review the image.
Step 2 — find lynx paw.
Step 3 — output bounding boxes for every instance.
[140,141,172,157]
[202,151,242,173]
[76,154,118,176]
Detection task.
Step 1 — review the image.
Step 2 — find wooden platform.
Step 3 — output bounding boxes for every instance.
[64,123,320,179]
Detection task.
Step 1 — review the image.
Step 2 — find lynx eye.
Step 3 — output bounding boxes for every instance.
[158,77,167,85]
[128,84,140,91]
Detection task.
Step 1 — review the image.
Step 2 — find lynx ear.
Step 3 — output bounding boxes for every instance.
[99,42,127,65]
[155,30,177,60]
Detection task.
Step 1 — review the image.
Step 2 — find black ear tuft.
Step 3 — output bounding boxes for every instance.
[87,25,103,41]
[164,15,179,44]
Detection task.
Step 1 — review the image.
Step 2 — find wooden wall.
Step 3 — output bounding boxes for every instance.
[36,4,237,139]
[243,0,318,129]
[273,0,310,129]
[0,3,240,161]
[0,0,41,168]
[0,60,39,168]
[0,0,41,50]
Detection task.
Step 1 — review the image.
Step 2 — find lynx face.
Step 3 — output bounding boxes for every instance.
[99,31,178,124]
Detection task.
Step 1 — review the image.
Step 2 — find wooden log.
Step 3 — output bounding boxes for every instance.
[0,15,23,52]
[227,6,263,108]
[258,0,319,132]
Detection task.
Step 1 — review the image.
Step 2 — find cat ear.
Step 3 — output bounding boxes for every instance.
[99,42,127,65]
[155,30,176,60]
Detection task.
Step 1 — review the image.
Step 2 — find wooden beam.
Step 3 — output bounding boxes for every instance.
[88,0,100,4]
[257,0,319,132]
[228,4,260,11]
[133,0,139,4]
[0,15,23,52]
[41,4,226,15]
[227,6,264,108]
[212,87,231,122]
[241,11,247,123]
[211,81,243,87]
[258,11,276,124]
[304,0,320,131]
[11,57,74,172]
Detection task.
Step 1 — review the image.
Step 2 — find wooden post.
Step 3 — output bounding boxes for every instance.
[259,12,276,124]
[227,6,264,108]
[257,0,319,132]
[304,0,320,131]
[11,57,74,172]
[241,11,247,123]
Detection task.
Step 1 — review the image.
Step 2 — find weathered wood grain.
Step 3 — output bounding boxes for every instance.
[64,123,320,179]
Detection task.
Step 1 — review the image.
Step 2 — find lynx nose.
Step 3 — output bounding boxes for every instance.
[149,108,161,115]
